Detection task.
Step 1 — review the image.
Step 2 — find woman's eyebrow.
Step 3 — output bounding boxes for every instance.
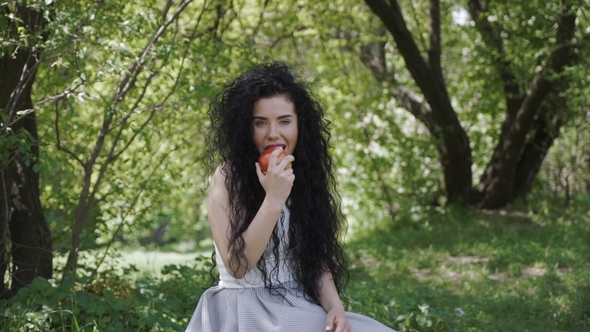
[252,114,294,120]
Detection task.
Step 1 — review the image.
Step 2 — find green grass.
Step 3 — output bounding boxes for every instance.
[52,242,214,280]
[4,202,589,331]
[344,204,590,331]
[111,250,206,278]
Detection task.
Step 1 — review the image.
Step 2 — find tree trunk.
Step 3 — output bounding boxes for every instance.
[362,0,578,209]
[0,5,52,299]
[511,90,566,200]
[474,4,576,208]
[586,144,590,195]
[363,0,473,204]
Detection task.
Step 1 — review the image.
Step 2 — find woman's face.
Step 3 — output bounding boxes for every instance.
[251,95,298,155]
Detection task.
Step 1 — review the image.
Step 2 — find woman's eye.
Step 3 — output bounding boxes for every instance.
[254,121,266,126]
[280,120,290,125]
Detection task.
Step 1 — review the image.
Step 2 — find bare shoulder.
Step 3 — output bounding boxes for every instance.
[212,163,227,184]
[208,164,230,213]
[211,163,229,189]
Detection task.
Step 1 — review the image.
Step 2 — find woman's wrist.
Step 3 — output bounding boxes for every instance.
[324,299,345,313]
[262,195,286,211]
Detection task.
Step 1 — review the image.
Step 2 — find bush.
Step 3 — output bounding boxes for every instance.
[0,256,213,331]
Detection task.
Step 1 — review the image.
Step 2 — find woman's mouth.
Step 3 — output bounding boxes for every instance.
[265,144,286,150]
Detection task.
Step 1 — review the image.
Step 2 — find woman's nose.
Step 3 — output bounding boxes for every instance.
[268,123,279,138]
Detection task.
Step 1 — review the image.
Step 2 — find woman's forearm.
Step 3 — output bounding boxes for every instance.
[318,270,345,312]
[231,196,284,277]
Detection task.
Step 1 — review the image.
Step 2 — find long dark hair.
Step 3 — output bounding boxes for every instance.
[204,62,348,303]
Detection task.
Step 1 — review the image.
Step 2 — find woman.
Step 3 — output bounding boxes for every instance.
[186,62,395,332]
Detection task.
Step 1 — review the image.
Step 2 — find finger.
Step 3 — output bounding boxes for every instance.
[334,320,347,332]
[325,314,335,332]
[278,154,295,170]
[270,147,282,158]
[333,319,341,332]
[267,148,283,172]
[255,162,264,178]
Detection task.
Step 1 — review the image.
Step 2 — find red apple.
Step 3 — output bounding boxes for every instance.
[258,148,292,174]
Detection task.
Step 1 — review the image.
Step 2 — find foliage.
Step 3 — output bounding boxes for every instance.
[2,0,589,318]
[0,122,36,169]
[347,283,458,331]
[31,0,242,258]
[9,0,583,259]
[5,198,588,331]
[0,256,212,331]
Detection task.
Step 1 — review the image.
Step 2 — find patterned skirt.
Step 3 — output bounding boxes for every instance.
[185,280,396,332]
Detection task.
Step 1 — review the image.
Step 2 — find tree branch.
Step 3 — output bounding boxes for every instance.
[54,103,84,166]
[428,0,444,86]
[476,1,577,206]
[364,0,473,202]
[107,72,158,163]
[512,89,566,199]
[468,0,522,116]
[359,31,387,82]
[364,0,453,121]
[3,53,41,126]
[112,0,193,105]
[91,145,178,278]
[406,1,429,53]
[360,36,438,136]
[512,3,576,135]
[64,0,196,274]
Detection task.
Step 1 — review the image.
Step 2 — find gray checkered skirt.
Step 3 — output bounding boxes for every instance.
[185,280,396,331]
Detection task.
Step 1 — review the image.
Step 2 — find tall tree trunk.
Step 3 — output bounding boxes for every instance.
[0,5,52,299]
[363,0,473,203]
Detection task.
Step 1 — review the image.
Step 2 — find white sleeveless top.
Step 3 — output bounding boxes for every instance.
[215,206,295,288]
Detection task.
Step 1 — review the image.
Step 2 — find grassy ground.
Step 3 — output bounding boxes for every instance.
[6,202,587,331]
[344,204,590,331]
[52,241,213,279]
[108,250,204,278]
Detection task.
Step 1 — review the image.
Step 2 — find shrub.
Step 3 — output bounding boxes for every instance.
[0,256,213,331]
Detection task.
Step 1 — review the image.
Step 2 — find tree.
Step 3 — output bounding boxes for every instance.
[362,0,583,208]
[57,0,199,276]
[0,2,52,298]
[1,0,246,289]
[33,0,256,277]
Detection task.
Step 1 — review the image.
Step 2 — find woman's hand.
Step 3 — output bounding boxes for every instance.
[318,270,350,332]
[255,148,295,205]
[325,306,350,332]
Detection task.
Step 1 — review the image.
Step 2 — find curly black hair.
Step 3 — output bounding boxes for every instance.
[204,61,348,304]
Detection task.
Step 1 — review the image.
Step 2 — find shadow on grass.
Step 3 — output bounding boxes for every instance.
[344,204,590,332]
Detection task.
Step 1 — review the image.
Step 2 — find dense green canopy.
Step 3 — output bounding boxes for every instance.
[1,0,589,291]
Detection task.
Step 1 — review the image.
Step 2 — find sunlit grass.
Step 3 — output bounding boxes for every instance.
[53,241,214,280]
[345,204,590,331]
[114,250,204,278]
[10,202,587,331]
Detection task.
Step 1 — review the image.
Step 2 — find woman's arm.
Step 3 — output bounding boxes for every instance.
[208,151,294,278]
[318,270,350,332]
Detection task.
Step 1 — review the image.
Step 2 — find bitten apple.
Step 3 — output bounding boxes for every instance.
[258,148,292,174]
